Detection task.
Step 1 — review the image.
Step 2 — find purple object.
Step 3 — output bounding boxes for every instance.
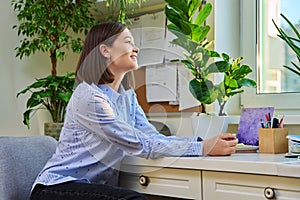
[237,107,274,146]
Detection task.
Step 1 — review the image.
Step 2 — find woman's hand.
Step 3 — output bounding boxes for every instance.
[203,133,238,156]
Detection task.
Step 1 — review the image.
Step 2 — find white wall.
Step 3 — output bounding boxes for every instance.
[0,1,79,136]
[214,0,242,115]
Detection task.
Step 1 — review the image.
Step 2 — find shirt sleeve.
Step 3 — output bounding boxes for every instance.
[72,85,203,159]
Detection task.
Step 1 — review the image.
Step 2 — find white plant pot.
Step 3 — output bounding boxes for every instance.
[191,113,229,140]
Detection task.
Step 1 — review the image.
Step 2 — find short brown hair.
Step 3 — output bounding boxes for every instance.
[75,22,127,86]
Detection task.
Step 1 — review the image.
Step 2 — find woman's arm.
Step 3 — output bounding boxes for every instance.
[72,84,203,159]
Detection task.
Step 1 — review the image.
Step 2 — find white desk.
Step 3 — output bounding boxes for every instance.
[120,153,300,199]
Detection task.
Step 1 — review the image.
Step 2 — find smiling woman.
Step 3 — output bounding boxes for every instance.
[30,21,239,200]
[102,29,139,80]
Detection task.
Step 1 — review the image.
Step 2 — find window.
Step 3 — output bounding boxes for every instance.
[258,0,300,93]
[240,0,300,114]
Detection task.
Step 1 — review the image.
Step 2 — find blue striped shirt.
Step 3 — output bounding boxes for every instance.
[33,82,203,188]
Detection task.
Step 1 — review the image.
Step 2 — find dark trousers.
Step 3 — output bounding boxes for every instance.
[30,182,147,200]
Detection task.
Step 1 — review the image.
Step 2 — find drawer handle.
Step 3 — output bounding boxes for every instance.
[264,187,275,199]
[139,175,150,186]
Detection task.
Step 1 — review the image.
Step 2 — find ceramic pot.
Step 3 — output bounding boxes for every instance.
[191,113,229,140]
[44,122,63,140]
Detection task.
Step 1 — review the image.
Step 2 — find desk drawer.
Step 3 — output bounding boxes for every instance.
[203,171,300,200]
[120,167,201,199]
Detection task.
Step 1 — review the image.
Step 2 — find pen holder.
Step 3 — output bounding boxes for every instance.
[258,128,288,154]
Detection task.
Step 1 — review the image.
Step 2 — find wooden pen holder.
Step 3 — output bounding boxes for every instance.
[258,128,288,154]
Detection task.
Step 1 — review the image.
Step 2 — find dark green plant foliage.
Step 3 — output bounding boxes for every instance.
[273,13,300,76]
[12,0,97,69]
[17,73,75,128]
[12,0,97,128]
[165,0,256,115]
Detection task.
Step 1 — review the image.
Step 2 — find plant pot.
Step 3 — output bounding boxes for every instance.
[191,113,229,140]
[44,122,63,140]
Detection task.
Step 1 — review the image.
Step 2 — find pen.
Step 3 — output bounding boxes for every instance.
[260,119,265,128]
[279,115,285,128]
[268,113,272,128]
[272,118,279,128]
[265,114,269,122]
[268,113,271,121]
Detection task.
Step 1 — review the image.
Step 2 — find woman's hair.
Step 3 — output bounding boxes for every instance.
[76,22,133,88]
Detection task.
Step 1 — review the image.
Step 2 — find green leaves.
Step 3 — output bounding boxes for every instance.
[207,61,229,73]
[273,13,300,76]
[195,3,212,26]
[165,0,189,14]
[16,73,75,128]
[12,0,96,127]
[164,0,257,115]
[189,78,218,104]
[188,0,202,17]
[12,0,97,64]
[165,0,211,40]
[165,4,191,35]
[104,0,146,24]
[220,57,256,100]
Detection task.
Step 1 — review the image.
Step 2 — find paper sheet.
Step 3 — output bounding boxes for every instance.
[138,11,166,67]
[145,64,177,102]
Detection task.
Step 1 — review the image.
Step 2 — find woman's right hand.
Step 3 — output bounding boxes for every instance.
[203,133,238,156]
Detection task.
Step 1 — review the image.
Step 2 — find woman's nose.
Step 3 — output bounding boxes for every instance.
[133,45,139,54]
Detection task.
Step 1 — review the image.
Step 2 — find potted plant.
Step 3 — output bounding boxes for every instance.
[12,0,97,139]
[272,13,300,76]
[164,0,256,138]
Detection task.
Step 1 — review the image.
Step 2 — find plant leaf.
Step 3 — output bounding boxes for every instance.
[207,61,229,73]
[165,0,189,14]
[237,78,257,88]
[195,3,212,26]
[189,78,218,104]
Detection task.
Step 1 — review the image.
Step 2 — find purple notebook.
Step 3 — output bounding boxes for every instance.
[237,107,274,146]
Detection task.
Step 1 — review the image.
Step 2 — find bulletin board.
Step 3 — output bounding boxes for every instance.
[129,11,202,114]
[133,67,202,113]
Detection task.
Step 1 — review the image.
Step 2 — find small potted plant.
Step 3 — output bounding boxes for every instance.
[164,0,256,138]
[12,0,97,139]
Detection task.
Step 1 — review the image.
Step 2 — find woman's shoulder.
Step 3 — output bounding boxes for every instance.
[124,87,136,98]
[74,82,108,100]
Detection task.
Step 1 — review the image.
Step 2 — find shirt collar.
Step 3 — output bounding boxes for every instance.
[96,84,126,102]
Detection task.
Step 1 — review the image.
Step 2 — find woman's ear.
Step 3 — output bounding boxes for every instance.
[99,44,110,59]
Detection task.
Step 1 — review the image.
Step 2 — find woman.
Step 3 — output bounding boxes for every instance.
[30,22,238,200]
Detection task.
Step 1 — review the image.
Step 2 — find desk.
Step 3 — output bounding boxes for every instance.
[120,153,300,199]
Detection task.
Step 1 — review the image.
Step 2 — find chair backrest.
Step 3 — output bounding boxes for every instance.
[149,120,171,136]
[0,136,57,200]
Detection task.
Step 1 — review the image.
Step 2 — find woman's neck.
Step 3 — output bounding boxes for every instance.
[107,74,124,91]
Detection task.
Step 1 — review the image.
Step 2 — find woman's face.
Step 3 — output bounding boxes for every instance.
[108,28,139,76]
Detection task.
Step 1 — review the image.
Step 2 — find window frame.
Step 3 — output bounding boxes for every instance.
[240,0,300,115]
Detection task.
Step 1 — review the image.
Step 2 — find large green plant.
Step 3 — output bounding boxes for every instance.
[12,0,97,128]
[164,0,256,115]
[272,13,300,76]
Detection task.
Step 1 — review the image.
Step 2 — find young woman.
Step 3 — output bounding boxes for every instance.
[30,22,238,200]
